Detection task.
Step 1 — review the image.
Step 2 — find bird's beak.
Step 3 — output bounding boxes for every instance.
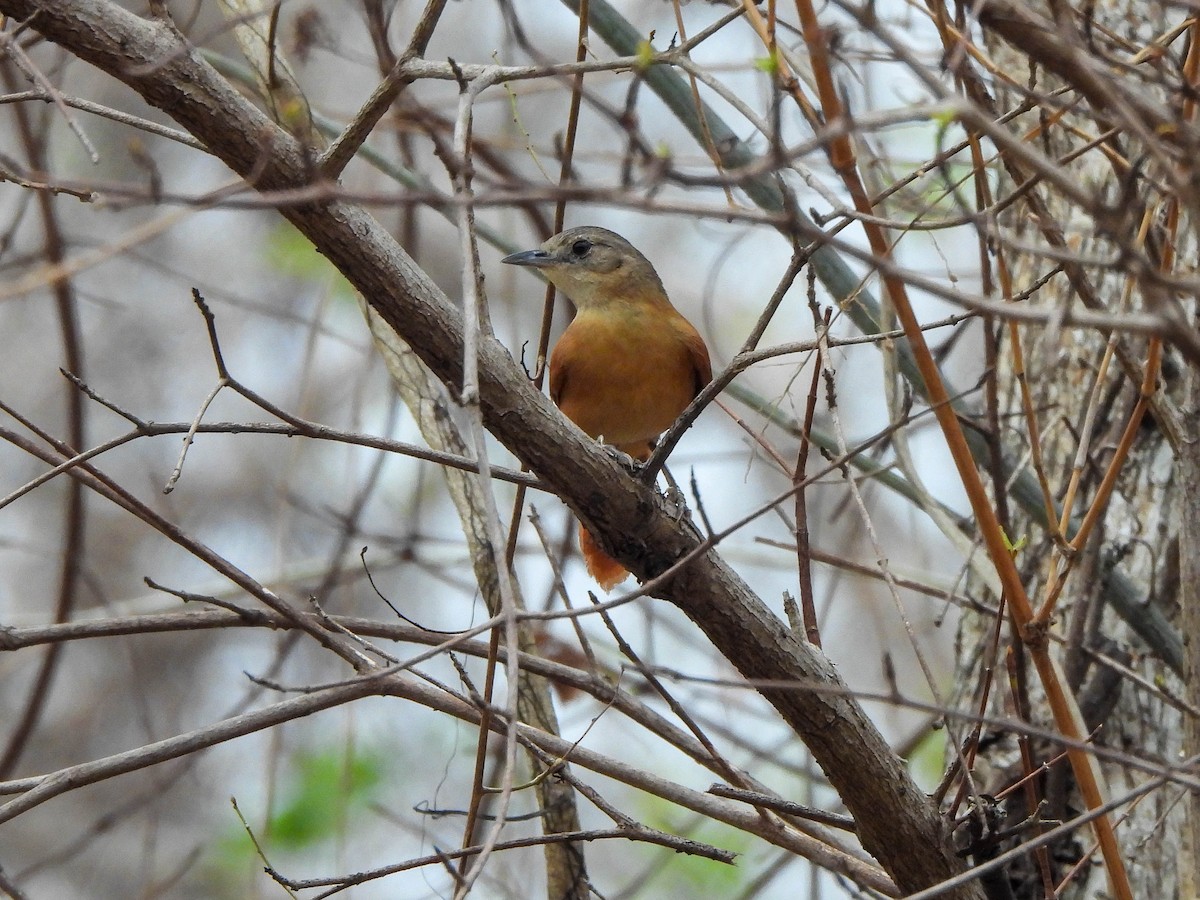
[501,248,555,268]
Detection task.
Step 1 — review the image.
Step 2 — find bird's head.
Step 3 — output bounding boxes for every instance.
[502,226,666,310]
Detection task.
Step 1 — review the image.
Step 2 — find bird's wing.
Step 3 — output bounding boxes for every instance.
[681,324,713,397]
[548,329,574,407]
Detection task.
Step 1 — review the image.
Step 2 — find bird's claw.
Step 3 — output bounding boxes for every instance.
[597,438,641,473]
[661,485,687,521]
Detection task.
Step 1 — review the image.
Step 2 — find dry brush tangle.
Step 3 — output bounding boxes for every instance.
[0,1,1197,899]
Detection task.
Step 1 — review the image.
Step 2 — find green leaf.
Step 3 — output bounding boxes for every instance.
[635,39,655,70]
[906,726,948,790]
[640,794,744,890]
[268,749,384,849]
[930,107,957,129]
[753,52,779,75]
[1002,529,1028,554]
[266,222,354,296]
[204,748,386,896]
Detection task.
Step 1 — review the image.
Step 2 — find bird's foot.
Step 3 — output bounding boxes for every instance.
[596,438,641,473]
[661,484,688,521]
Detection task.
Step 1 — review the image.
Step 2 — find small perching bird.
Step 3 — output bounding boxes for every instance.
[503,226,712,590]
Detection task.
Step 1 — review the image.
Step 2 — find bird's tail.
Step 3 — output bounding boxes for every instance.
[579,524,629,591]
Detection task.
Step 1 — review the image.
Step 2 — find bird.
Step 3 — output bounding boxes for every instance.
[503,226,712,590]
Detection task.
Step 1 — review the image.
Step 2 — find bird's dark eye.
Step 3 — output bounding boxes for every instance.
[570,239,592,258]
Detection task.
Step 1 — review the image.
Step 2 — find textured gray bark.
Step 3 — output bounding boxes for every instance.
[963,2,1193,896]
[1179,373,1200,896]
